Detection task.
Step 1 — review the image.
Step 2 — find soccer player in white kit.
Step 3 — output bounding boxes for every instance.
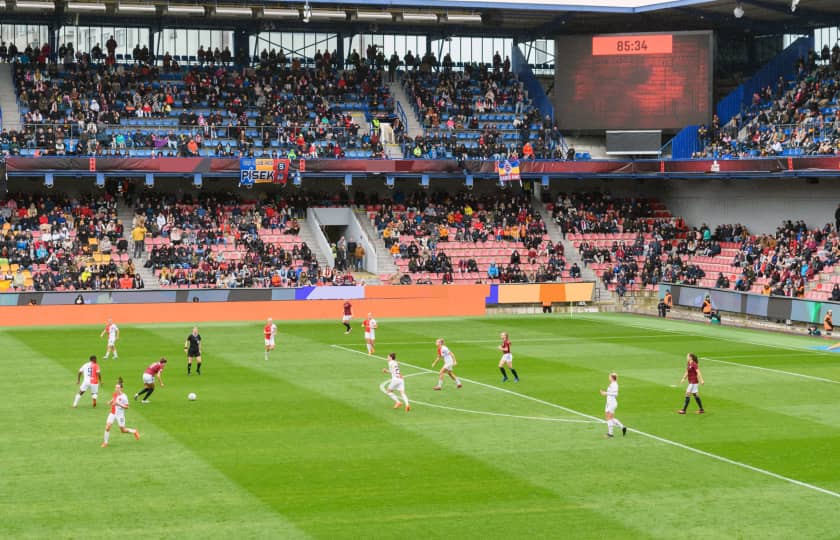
[383,352,410,412]
[599,372,627,438]
[432,338,462,390]
[100,318,119,359]
[73,355,101,408]
[102,378,140,447]
[362,313,377,355]
[264,318,277,361]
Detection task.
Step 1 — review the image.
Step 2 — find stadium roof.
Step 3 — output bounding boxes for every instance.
[0,0,836,39]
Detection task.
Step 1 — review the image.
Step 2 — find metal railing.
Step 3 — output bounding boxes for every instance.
[3,122,375,156]
[395,101,408,135]
[743,121,839,140]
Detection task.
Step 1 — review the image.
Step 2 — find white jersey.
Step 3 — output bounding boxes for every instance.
[107,392,129,426]
[113,393,129,416]
[79,361,98,383]
[364,318,377,338]
[604,381,619,413]
[108,324,119,340]
[388,359,402,381]
[440,345,455,368]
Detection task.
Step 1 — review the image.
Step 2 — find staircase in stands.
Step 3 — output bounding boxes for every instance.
[536,199,611,303]
[354,208,398,280]
[385,75,424,159]
[117,203,158,288]
[0,63,21,131]
[386,76,423,138]
[295,218,332,270]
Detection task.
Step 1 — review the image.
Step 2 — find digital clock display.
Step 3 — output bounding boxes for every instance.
[555,31,712,131]
[592,34,673,56]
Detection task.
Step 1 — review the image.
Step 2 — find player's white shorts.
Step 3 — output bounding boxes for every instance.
[365,331,375,341]
[142,373,155,385]
[80,381,99,396]
[605,397,618,413]
[107,412,126,427]
[500,353,513,364]
[107,338,116,347]
[265,337,275,348]
[443,359,455,371]
[686,383,700,394]
[342,315,352,322]
[387,378,405,392]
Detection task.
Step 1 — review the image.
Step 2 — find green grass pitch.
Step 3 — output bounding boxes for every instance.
[3,312,840,539]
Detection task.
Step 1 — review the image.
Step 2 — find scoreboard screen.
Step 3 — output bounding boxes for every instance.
[553,31,712,131]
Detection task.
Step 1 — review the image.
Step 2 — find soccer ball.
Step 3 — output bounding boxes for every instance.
[188,392,197,401]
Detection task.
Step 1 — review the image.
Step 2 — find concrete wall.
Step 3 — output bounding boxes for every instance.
[310,207,378,272]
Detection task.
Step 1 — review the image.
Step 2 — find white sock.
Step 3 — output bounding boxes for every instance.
[103,353,109,359]
[455,378,461,385]
[387,391,400,403]
[126,428,136,434]
[73,394,81,407]
[113,352,118,358]
[613,418,624,429]
[607,419,614,435]
[366,343,372,353]
[400,392,410,407]
[437,378,444,387]
[104,431,110,443]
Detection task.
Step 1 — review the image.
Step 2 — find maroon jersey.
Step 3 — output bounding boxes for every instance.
[145,362,165,376]
[501,339,511,354]
[686,362,699,384]
[343,302,352,316]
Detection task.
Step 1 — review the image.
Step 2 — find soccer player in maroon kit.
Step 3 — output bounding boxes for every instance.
[678,353,705,414]
[134,358,167,403]
[342,301,353,334]
[498,332,519,382]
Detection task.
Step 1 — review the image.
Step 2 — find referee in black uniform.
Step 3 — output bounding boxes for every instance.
[185,327,202,375]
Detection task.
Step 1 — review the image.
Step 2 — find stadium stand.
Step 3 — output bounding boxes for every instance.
[694,46,840,159]
[3,47,392,159]
[0,193,137,292]
[133,193,357,288]
[400,66,570,160]
[366,190,573,284]
[554,191,838,299]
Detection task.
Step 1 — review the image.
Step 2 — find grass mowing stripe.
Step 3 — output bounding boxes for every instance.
[574,313,837,354]
[0,331,311,540]
[128,326,615,537]
[703,356,840,385]
[334,344,840,501]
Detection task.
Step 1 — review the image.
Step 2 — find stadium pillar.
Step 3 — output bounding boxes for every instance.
[234,29,250,67]
[746,35,757,67]
[336,34,345,69]
[48,23,58,62]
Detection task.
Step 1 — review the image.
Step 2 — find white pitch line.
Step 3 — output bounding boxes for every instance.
[334,344,840,500]
[368,334,671,346]
[702,356,840,385]
[334,344,608,421]
[377,375,596,424]
[702,352,797,360]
